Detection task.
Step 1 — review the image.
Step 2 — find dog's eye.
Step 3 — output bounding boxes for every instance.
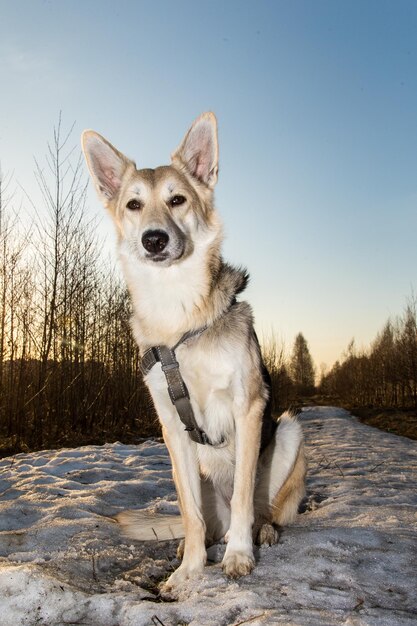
[126,199,142,211]
[169,195,186,207]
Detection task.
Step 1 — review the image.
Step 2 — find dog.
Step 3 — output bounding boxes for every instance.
[81,112,306,595]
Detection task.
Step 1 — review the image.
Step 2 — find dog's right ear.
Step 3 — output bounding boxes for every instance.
[81,131,133,206]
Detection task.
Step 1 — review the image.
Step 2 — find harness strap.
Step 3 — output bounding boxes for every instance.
[141,328,224,447]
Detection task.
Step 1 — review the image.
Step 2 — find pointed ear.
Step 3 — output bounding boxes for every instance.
[81,131,133,204]
[171,112,219,188]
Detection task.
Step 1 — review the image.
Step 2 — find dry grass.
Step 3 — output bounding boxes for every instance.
[351,407,417,441]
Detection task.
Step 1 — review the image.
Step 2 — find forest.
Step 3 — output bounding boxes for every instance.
[320,305,417,409]
[0,121,157,455]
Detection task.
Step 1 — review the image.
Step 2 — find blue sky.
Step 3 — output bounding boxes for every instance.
[1,0,416,368]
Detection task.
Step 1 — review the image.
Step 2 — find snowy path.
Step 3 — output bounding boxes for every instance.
[0,407,416,626]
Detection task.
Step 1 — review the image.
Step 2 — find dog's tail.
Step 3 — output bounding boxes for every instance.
[116,510,185,541]
[255,411,306,526]
[269,411,306,525]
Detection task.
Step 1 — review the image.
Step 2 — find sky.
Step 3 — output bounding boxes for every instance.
[0,0,416,369]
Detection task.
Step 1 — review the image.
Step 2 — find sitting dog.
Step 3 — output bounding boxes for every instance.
[81,113,306,594]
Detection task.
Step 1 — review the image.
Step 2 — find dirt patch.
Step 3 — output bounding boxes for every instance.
[351,407,417,441]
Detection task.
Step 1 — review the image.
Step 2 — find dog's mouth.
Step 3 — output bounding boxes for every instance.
[144,246,185,265]
[145,252,170,263]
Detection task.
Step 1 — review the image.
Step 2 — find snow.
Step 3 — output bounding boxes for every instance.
[0,407,416,625]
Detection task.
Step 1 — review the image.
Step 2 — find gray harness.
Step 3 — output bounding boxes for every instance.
[141,327,225,447]
[141,308,278,452]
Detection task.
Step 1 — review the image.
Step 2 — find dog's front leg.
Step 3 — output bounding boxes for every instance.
[161,425,206,594]
[222,397,263,578]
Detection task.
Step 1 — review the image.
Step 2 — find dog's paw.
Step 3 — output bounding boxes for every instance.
[255,523,280,546]
[160,563,203,598]
[221,550,255,578]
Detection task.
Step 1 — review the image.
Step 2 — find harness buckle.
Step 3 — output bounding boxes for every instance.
[201,431,210,445]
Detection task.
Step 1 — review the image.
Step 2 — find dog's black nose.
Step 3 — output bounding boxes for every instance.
[141,229,169,254]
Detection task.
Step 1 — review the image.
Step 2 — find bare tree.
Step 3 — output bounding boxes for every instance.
[290,333,316,395]
[261,331,295,410]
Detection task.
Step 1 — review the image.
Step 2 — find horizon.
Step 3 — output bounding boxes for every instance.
[1,0,416,368]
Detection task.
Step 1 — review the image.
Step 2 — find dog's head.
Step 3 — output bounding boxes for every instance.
[81,113,221,267]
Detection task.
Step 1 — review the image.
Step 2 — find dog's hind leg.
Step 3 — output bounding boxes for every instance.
[254,413,306,543]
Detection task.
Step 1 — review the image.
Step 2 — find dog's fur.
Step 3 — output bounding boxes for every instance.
[81,113,306,594]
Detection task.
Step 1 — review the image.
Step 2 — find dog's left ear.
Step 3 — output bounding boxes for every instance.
[171,112,218,189]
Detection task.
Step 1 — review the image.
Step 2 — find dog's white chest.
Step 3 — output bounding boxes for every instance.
[181,346,235,438]
[146,341,237,480]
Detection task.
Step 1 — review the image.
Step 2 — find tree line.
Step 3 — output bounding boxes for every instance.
[263,331,316,412]
[320,301,417,409]
[0,120,317,455]
[0,120,158,455]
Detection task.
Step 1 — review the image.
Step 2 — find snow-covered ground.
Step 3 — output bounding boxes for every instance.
[0,407,416,626]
